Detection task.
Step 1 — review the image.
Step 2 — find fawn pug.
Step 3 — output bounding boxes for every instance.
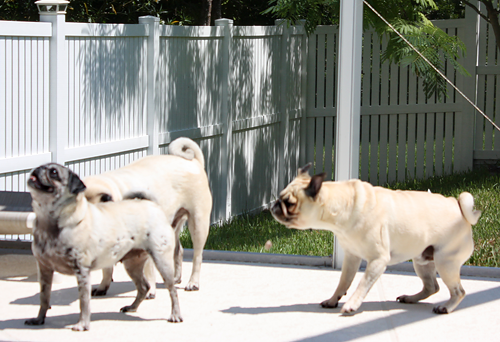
[83,137,212,297]
[272,164,481,314]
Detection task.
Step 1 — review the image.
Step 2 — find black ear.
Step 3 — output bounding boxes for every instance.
[298,163,312,176]
[68,171,86,195]
[304,173,326,199]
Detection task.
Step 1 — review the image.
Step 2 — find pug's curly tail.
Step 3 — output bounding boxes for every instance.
[458,192,482,225]
[123,191,159,204]
[168,137,205,169]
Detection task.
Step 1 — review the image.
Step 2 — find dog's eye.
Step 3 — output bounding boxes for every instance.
[49,168,60,180]
[100,194,113,202]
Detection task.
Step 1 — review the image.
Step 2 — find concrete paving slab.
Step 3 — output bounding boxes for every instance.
[1,253,500,342]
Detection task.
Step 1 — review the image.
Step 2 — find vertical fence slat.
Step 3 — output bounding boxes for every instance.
[444,112,454,174]
[426,113,435,178]
[360,115,370,181]
[307,118,315,167]
[369,115,379,183]
[315,117,325,173]
[316,34,326,109]
[388,114,397,183]
[435,112,444,176]
[379,114,388,185]
[397,114,407,182]
[324,116,334,180]
[416,113,426,179]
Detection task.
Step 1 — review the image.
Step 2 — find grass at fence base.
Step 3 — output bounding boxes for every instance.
[180,166,500,267]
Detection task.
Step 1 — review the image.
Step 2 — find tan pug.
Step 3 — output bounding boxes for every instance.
[271,163,481,315]
[25,163,182,331]
[83,137,212,296]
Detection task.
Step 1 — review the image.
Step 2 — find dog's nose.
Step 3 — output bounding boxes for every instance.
[271,200,282,215]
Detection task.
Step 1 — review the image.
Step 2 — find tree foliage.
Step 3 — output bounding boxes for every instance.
[0,0,275,25]
[265,0,469,100]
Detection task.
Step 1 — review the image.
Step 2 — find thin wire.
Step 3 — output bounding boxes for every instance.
[363,0,500,132]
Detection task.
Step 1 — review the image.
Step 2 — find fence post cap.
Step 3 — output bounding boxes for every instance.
[138,15,160,23]
[35,0,69,15]
[215,18,234,26]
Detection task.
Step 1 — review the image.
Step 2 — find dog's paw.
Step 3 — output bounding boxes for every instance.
[396,295,413,303]
[320,299,339,309]
[167,314,183,323]
[432,305,449,314]
[145,293,156,300]
[120,305,137,313]
[184,283,199,291]
[25,318,45,326]
[91,288,108,297]
[71,322,89,331]
[340,299,361,314]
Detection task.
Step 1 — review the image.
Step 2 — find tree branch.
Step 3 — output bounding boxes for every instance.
[462,0,491,22]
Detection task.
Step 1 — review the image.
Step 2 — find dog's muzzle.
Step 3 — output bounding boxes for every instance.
[271,199,291,223]
[28,167,54,193]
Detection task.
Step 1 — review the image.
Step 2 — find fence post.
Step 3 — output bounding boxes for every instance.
[215,18,234,221]
[333,0,364,269]
[37,0,69,165]
[459,2,480,169]
[276,19,289,191]
[139,16,160,156]
[299,20,308,169]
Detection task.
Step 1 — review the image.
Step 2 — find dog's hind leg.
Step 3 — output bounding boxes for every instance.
[397,260,439,303]
[120,253,150,313]
[172,209,188,285]
[185,213,210,291]
[25,262,53,326]
[150,251,183,322]
[92,267,113,296]
[432,233,473,314]
[433,258,467,314]
[322,250,361,309]
[143,258,157,299]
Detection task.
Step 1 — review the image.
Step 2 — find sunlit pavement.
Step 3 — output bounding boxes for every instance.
[1,251,500,342]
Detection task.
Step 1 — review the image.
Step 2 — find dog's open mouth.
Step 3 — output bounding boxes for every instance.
[29,174,54,193]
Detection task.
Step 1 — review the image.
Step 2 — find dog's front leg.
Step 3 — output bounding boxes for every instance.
[72,266,92,331]
[25,261,53,326]
[322,250,361,308]
[341,257,388,313]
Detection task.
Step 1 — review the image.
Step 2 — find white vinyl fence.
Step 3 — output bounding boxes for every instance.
[0,16,306,229]
[0,6,498,242]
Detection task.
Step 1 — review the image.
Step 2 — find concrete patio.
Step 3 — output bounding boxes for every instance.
[1,249,500,342]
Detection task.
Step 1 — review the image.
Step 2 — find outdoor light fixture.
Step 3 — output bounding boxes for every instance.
[35,0,69,14]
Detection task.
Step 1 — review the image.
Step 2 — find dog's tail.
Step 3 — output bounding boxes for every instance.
[168,137,205,169]
[458,192,481,225]
[123,191,158,203]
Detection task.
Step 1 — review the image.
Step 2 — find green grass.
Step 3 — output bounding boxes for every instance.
[180,167,500,267]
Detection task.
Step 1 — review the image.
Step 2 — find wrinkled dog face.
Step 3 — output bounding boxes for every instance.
[271,164,325,229]
[28,163,86,211]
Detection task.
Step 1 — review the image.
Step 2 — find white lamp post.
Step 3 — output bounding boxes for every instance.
[36,0,69,164]
[35,0,69,15]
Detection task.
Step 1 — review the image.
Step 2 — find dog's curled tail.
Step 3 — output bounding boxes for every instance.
[168,137,205,169]
[123,191,158,203]
[458,192,481,225]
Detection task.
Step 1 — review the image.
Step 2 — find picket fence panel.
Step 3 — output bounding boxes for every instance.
[305,18,474,186]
